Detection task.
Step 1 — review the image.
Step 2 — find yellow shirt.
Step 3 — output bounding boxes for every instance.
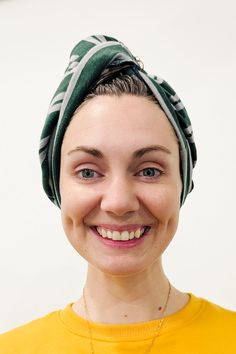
[0,293,236,353]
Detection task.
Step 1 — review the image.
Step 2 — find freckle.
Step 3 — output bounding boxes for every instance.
[124,314,128,317]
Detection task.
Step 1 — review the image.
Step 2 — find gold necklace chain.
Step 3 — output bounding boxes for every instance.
[83,279,171,354]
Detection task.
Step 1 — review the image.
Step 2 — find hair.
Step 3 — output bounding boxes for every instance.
[73,73,161,116]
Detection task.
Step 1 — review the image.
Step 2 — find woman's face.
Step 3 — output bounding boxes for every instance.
[60,95,182,276]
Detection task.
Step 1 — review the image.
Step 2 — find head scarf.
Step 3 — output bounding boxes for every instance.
[39,35,197,207]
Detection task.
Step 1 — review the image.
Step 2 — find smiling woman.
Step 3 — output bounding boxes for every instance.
[0,35,235,354]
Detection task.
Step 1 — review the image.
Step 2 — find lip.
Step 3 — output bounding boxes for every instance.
[89,226,151,249]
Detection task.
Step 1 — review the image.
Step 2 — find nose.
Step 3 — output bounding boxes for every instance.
[100,176,140,216]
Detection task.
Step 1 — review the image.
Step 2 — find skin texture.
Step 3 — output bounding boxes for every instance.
[60,95,188,324]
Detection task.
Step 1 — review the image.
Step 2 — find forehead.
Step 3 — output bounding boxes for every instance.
[62,95,178,154]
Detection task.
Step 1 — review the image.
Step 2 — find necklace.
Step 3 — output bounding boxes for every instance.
[83,279,171,354]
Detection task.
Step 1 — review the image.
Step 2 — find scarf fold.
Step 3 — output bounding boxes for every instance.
[39,35,197,207]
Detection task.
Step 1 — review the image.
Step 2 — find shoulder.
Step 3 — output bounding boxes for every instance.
[0,308,61,354]
[193,294,236,334]
[201,296,236,320]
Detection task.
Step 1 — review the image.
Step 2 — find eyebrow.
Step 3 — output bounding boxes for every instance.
[67,145,171,159]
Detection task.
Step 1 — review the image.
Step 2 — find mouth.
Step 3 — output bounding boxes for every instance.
[90,225,151,242]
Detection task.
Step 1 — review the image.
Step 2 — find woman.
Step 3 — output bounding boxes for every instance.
[1,35,235,353]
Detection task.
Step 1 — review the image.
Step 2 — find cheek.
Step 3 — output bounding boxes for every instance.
[142,184,180,219]
[141,184,180,246]
[145,186,180,254]
[60,181,101,235]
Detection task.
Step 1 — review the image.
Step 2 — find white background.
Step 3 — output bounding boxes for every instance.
[0,0,235,333]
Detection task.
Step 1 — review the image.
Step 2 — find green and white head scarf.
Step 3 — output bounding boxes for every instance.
[39,35,197,207]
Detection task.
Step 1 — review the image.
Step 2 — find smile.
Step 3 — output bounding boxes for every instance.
[91,226,151,241]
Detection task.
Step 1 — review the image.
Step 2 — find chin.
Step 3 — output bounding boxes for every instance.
[89,257,154,277]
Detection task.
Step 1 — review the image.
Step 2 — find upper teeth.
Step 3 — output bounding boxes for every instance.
[96,227,146,241]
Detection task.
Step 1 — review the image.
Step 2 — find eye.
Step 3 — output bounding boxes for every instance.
[137,167,162,179]
[76,168,100,180]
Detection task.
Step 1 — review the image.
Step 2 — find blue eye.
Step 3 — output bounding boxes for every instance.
[77,169,99,179]
[138,167,162,178]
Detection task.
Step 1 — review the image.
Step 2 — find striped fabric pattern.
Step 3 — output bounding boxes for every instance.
[39,35,197,207]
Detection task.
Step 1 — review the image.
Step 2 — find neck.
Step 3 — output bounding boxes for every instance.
[72,259,189,324]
